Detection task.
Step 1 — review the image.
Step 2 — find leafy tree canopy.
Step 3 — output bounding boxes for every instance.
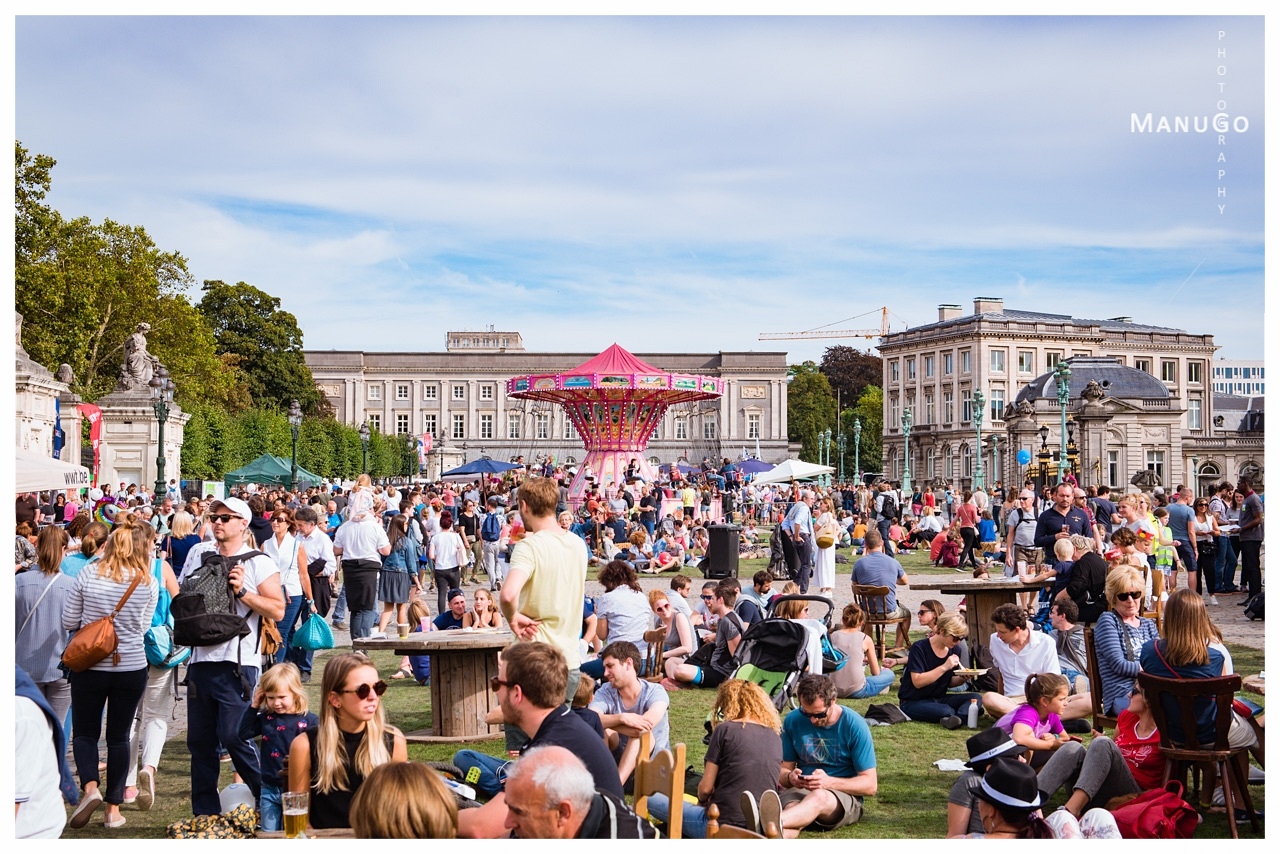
[786,361,838,463]
[819,345,882,409]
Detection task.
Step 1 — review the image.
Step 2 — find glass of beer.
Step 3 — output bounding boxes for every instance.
[282,791,309,838]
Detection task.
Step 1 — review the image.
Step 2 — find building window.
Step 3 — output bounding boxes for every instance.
[1017,351,1034,374]
[1046,352,1061,370]
[395,414,409,435]
[889,395,899,427]
[1134,358,1152,374]
[890,361,900,382]
[906,358,916,380]
[675,417,688,440]
[924,355,935,378]
[1161,360,1178,383]
[943,390,954,424]
[961,394,972,423]
[395,383,410,401]
[564,419,579,440]
[747,413,761,439]
[507,413,521,439]
[451,414,465,439]
[423,384,437,400]
[990,350,1006,374]
[703,419,717,440]
[367,414,381,433]
[1187,361,1202,384]
[479,414,494,439]
[961,444,972,478]
[423,414,437,438]
[367,385,381,401]
[960,350,971,374]
[535,414,549,440]
[924,393,935,425]
[926,447,936,478]
[989,389,1004,422]
[1188,398,1202,430]
[452,384,466,400]
[1107,450,1119,488]
[944,446,954,479]
[480,385,494,400]
[1145,450,1165,484]
[943,353,953,375]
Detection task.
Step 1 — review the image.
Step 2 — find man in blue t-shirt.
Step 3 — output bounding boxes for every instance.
[850,529,911,648]
[433,588,467,630]
[774,674,877,837]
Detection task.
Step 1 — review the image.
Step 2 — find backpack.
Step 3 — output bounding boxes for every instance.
[481,511,503,542]
[171,550,266,648]
[820,633,848,672]
[143,557,191,668]
[1110,780,1198,839]
[879,492,898,523]
[1243,589,1264,621]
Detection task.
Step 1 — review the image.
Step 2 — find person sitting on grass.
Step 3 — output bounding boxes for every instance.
[981,604,1092,725]
[960,758,1055,839]
[771,674,877,838]
[349,761,457,839]
[992,673,1081,767]
[946,727,1029,837]
[669,580,745,690]
[1049,598,1089,694]
[1058,680,1165,819]
[1092,566,1160,718]
[829,603,895,699]
[897,612,984,729]
[935,529,962,569]
[588,641,671,785]
[650,590,696,680]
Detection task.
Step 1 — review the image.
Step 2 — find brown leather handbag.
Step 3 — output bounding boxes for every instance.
[62,572,145,672]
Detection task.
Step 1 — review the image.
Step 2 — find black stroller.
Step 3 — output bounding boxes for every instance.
[731,594,836,711]
[767,524,799,581]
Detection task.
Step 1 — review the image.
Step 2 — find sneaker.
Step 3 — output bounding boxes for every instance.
[759,789,783,837]
[1207,595,1220,606]
[219,751,231,763]
[137,767,155,811]
[740,791,762,834]
[69,790,103,829]
[331,620,348,630]
[300,672,312,684]
[123,787,137,805]
[940,715,963,730]
[955,565,968,572]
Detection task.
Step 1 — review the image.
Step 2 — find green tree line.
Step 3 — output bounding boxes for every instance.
[786,352,883,478]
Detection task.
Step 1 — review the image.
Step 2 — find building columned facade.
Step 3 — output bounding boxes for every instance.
[877,297,1263,493]
[304,337,790,478]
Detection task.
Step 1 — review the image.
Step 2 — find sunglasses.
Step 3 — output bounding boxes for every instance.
[701,594,715,601]
[1115,591,1143,602]
[489,677,512,693]
[340,681,388,699]
[803,707,830,721]
[918,609,933,616]
[208,514,240,523]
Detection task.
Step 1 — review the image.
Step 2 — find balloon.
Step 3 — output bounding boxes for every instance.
[1016,449,1032,465]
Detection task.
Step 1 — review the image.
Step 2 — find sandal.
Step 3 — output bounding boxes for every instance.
[391,667,414,680]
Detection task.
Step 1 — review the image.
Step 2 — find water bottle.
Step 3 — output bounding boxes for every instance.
[967,699,980,729]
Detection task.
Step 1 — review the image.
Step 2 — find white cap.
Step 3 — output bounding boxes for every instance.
[208,496,252,520]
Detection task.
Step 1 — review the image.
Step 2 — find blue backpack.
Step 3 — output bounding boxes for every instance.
[145,558,191,668]
[481,511,503,542]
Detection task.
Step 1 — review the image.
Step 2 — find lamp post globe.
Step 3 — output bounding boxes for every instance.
[288,399,303,493]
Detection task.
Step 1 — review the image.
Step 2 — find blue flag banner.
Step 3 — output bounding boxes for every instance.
[52,397,64,459]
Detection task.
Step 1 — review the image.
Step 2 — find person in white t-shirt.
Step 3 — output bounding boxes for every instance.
[179,496,285,817]
[981,603,1091,722]
[15,695,67,838]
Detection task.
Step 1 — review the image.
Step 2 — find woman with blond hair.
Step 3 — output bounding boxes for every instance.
[1093,566,1160,717]
[62,515,159,830]
[16,526,76,723]
[289,653,408,830]
[161,510,202,576]
[649,589,695,683]
[644,679,783,836]
[349,761,457,838]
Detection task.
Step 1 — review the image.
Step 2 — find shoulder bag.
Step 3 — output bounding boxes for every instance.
[62,571,145,672]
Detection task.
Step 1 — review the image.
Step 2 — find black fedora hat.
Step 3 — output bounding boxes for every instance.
[964,727,1029,770]
[974,757,1042,811]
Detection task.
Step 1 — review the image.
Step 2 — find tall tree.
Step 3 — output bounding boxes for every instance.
[197,280,324,414]
[819,345,883,409]
[844,385,883,475]
[786,361,837,463]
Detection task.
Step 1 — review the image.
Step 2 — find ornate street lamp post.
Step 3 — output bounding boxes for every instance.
[359,421,371,474]
[1066,417,1079,481]
[819,429,832,487]
[853,418,862,483]
[149,366,175,498]
[287,400,303,492]
[901,407,913,494]
[972,389,986,491]
[989,434,1002,488]
[836,432,847,483]
[1054,362,1072,483]
[1037,423,1052,495]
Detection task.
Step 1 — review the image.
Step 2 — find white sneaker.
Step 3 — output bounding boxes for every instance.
[1207,595,1220,606]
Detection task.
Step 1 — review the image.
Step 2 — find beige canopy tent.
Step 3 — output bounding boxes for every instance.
[14,449,92,493]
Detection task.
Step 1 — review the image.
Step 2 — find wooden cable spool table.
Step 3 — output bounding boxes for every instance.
[354,629,515,744]
[910,577,1053,658]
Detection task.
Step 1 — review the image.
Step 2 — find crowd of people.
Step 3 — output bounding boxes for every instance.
[13,462,1264,839]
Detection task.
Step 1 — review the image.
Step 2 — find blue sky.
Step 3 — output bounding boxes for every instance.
[14,14,1266,363]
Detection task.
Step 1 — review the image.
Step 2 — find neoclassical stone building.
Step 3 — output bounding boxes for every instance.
[878,298,1262,492]
[304,334,791,477]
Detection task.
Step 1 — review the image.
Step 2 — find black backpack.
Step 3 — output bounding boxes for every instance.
[880,492,899,523]
[171,550,266,648]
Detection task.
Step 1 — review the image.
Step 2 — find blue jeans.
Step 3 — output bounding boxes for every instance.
[580,657,605,681]
[900,692,982,724]
[877,519,894,556]
[186,661,261,815]
[846,670,895,699]
[350,608,378,640]
[276,595,304,665]
[259,783,283,831]
[1216,535,1238,589]
[644,793,709,838]
[452,750,514,798]
[331,586,348,622]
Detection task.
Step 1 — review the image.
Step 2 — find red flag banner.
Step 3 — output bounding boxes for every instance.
[76,403,103,485]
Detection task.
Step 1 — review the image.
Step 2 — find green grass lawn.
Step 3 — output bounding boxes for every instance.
[59,531,1263,839]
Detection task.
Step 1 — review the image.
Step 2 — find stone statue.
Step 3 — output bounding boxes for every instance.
[56,363,74,384]
[118,322,158,391]
[1130,468,1161,490]
[1013,399,1035,419]
[1081,379,1105,403]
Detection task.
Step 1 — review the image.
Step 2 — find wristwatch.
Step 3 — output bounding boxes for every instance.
[234,587,247,600]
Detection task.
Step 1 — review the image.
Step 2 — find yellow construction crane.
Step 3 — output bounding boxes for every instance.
[759,306,891,341]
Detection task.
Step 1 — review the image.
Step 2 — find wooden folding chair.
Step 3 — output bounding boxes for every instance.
[633,730,687,839]
[642,627,668,682]
[1137,672,1261,838]
[1083,625,1118,733]
[706,803,780,838]
[852,584,909,659]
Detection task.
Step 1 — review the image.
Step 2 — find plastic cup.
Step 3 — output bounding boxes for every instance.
[397,622,410,638]
[282,791,309,838]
